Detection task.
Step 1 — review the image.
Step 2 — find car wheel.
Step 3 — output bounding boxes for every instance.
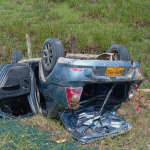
[42,38,65,74]
[11,50,22,63]
[107,44,130,61]
[35,85,42,114]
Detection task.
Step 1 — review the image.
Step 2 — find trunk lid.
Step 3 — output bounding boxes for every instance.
[59,105,132,144]
[59,83,132,143]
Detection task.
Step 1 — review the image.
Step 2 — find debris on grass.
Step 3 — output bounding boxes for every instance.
[55,139,67,143]
[129,90,150,110]
[136,105,140,113]
[20,98,150,149]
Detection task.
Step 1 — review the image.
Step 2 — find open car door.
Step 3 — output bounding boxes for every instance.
[0,63,39,119]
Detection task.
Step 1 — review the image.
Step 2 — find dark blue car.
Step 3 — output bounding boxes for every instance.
[0,38,143,143]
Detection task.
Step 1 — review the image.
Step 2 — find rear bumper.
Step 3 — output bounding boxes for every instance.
[46,57,143,87]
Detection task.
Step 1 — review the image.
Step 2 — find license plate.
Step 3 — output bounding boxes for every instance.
[105,67,124,76]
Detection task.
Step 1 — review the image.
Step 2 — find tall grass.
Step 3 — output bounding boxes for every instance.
[0,0,150,87]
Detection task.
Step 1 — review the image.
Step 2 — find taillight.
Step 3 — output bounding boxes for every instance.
[135,84,139,91]
[66,87,83,109]
[128,84,140,99]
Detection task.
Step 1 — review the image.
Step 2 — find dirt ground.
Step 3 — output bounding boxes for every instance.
[118,90,150,117]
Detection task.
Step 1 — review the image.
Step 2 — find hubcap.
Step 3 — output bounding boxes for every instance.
[43,43,53,67]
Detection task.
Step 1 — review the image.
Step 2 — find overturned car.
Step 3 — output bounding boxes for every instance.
[0,38,143,143]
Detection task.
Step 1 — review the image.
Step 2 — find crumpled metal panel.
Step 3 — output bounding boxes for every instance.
[59,105,132,144]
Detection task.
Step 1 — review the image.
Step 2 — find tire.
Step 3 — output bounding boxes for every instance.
[11,50,22,63]
[35,86,48,116]
[42,38,65,73]
[35,85,42,114]
[107,44,130,61]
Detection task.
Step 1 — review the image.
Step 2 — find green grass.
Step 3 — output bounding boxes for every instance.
[0,0,150,88]
[0,116,78,149]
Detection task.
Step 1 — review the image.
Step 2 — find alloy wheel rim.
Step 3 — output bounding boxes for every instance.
[43,43,53,67]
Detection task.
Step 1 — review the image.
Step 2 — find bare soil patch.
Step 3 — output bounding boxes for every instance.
[133,20,150,28]
[129,90,150,109]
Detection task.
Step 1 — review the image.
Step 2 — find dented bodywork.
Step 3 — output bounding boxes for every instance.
[0,56,143,143]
